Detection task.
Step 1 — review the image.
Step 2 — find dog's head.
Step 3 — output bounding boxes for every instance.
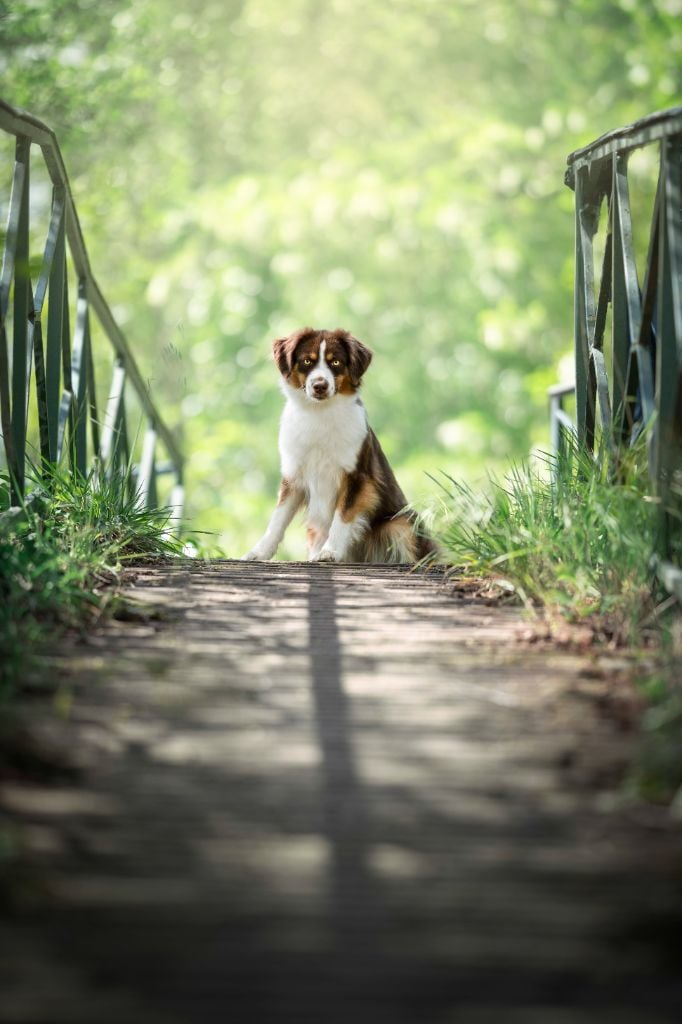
[272,327,373,402]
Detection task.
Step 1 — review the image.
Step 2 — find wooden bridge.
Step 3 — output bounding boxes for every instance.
[2,561,682,1022]
[2,101,682,1021]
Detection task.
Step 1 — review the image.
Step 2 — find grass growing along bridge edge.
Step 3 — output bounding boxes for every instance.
[433,436,682,805]
[0,462,182,697]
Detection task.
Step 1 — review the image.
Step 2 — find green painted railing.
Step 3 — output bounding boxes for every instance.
[0,97,183,524]
[552,106,682,597]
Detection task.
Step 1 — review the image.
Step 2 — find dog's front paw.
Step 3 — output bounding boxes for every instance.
[311,547,338,563]
[241,548,271,561]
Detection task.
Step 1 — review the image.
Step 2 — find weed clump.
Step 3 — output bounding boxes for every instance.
[0,464,181,694]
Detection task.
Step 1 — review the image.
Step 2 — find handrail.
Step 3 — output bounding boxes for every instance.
[565,106,682,187]
[551,106,682,596]
[0,97,183,525]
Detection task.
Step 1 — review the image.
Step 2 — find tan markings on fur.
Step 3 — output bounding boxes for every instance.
[306,525,321,549]
[360,517,417,564]
[338,473,381,524]
[336,373,356,395]
[277,478,292,505]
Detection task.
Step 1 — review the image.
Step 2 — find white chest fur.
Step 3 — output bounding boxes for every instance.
[279,391,368,525]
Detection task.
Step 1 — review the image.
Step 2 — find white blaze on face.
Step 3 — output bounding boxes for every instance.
[305,339,336,400]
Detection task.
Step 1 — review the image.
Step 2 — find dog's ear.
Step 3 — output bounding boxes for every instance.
[340,332,373,385]
[272,336,292,376]
[272,327,317,377]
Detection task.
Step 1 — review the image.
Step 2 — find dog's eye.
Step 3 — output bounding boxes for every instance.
[302,357,313,366]
[330,359,341,368]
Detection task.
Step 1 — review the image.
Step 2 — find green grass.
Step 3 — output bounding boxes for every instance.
[0,463,182,695]
[434,441,678,641]
[634,645,682,805]
[434,437,682,802]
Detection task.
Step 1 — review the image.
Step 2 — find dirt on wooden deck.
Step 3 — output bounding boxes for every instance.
[1,561,681,1023]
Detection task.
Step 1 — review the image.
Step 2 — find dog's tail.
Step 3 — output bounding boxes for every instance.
[360,513,439,565]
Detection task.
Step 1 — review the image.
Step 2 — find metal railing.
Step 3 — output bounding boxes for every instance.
[551,106,682,597]
[0,97,183,524]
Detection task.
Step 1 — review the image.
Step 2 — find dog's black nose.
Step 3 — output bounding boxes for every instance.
[312,379,329,396]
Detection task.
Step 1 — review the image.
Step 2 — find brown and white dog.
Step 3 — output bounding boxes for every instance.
[243,326,434,564]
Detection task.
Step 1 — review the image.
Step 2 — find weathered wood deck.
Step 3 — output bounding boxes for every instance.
[2,562,681,1022]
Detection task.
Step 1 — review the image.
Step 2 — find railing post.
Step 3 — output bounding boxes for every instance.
[169,472,185,535]
[30,283,50,467]
[31,185,68,472]
[45,188,67,464]
[100,358,126,472]
[56,246,73,465]
[655,134,682,558]
[70,280,91,477]
[0,135,33,500]
[574,165,599,452]
[631,172,660,475]
[548,383,577,471]
[13,136,32,499]
[611,152,641,445]
[86,318,100,461]
[136,422,157,509]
